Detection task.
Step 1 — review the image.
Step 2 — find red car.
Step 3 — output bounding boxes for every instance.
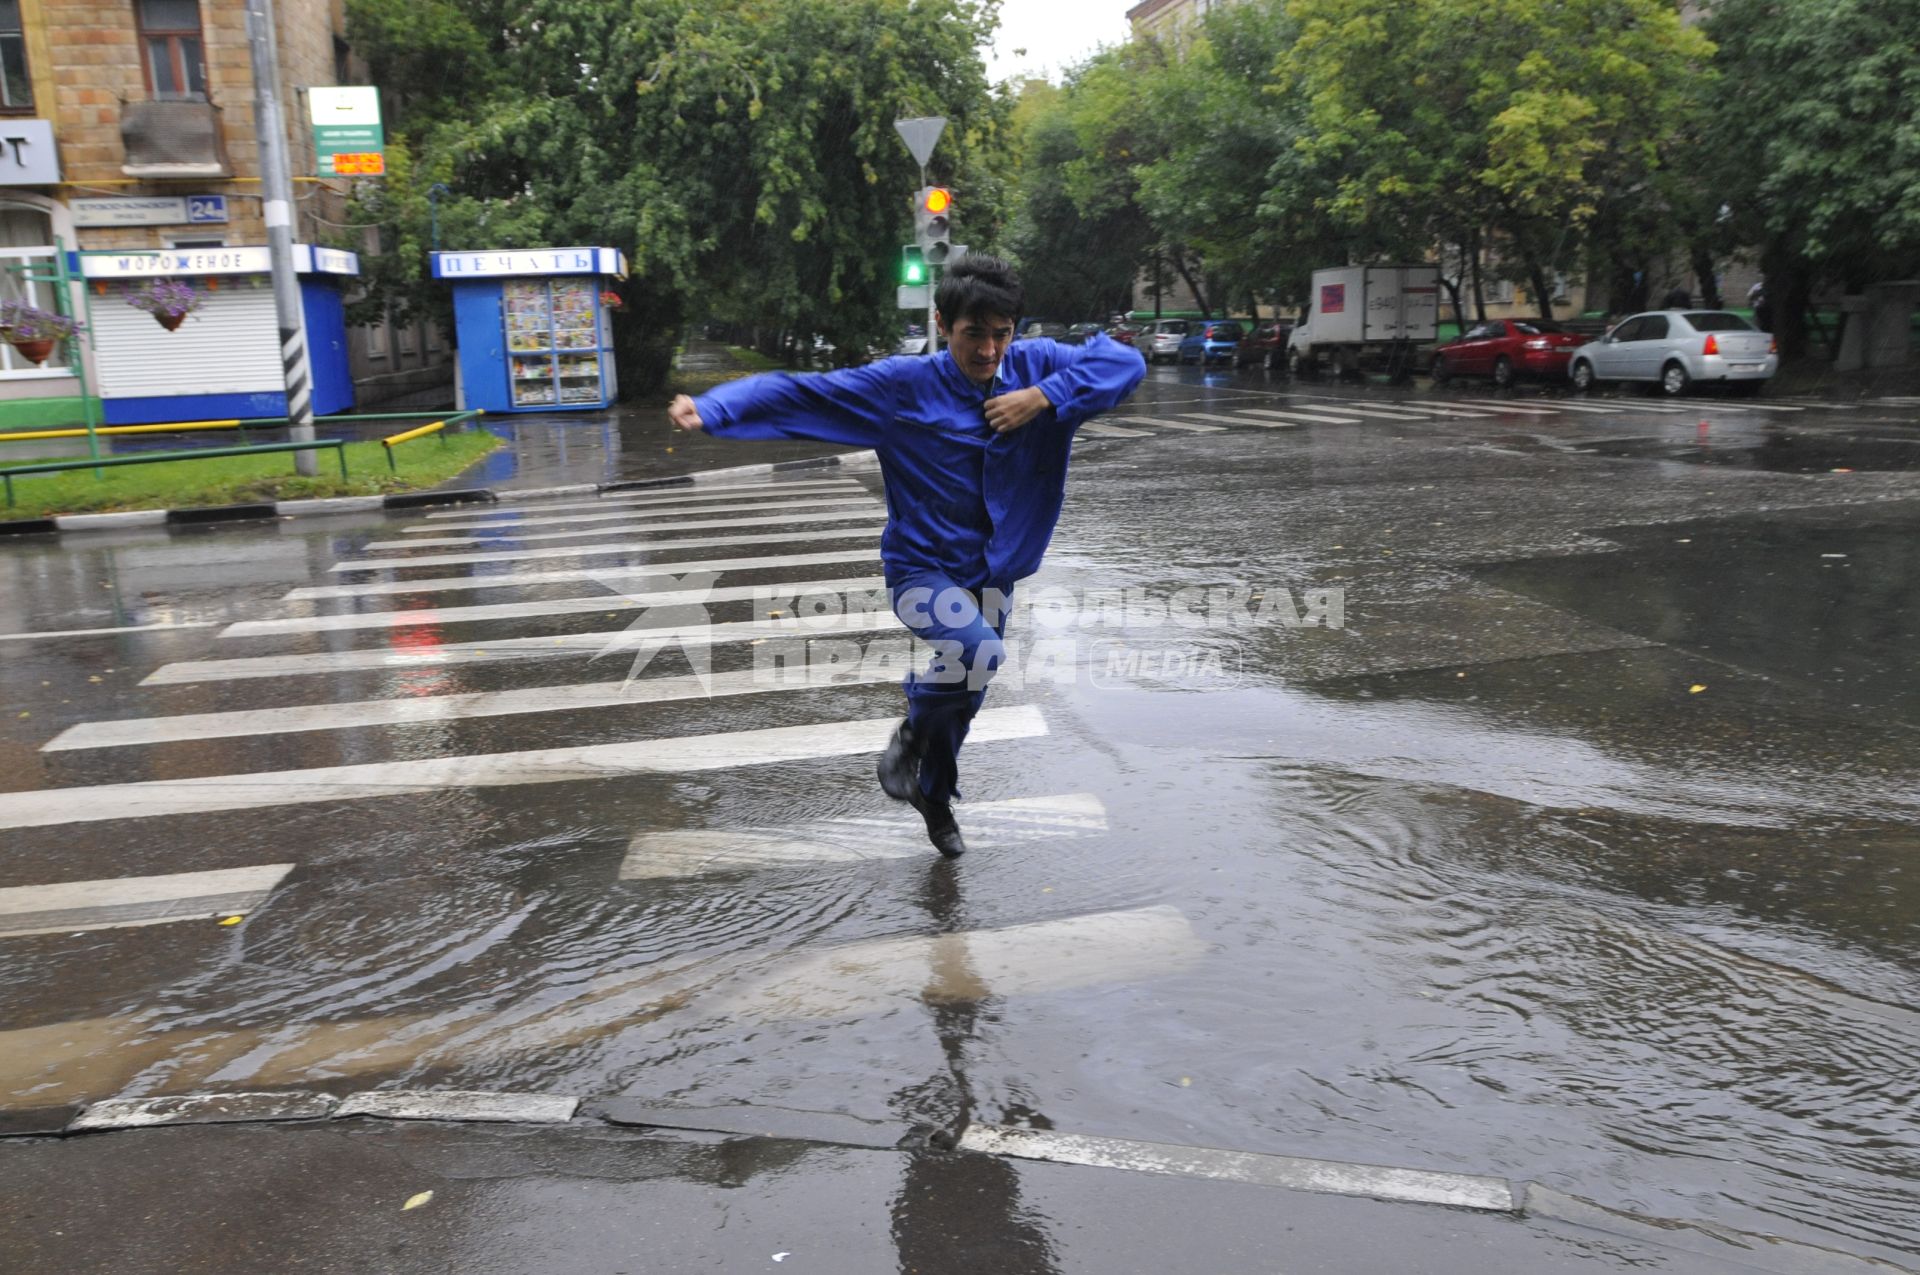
[1234,320,1294,370]
[1109,321,1146,347]
[1431,319,1589,388]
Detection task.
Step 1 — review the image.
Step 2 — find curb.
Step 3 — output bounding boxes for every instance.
[3,1092,1891,1272]
[0,452,868,539]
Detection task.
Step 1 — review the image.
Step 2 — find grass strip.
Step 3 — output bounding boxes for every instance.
[1,429,503,520]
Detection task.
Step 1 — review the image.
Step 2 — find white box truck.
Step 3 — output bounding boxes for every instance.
[1287,265,1441,381]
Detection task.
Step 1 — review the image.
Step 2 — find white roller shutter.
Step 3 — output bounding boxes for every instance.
[91,287,282,400]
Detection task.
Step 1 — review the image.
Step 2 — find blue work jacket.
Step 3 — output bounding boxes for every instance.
[695,334,1147,586]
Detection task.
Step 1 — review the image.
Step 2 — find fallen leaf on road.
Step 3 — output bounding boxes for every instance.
[219,915,244,926]
[772,1254,790,1263]
[1689,684,1707,694]
[403,1191,433,1211]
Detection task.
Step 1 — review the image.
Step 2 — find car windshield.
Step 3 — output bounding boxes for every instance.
[1156,322,1187,334]
[1514,321,1571,335]
[1207,323,1242,339]
[1685,312,1755,332]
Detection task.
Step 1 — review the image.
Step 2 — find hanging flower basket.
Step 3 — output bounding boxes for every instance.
[0,299,81,364]
[599,290,625,311]
[125,279,205,330]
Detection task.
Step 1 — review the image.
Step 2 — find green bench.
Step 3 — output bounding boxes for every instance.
[1,438,348,508]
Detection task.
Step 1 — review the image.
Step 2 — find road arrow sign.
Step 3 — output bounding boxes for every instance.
[893,116,946,170]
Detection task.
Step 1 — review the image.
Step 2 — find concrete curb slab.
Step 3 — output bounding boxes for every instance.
[166,503,278,526]
[2,451,863,538]
[52,510,168,531]
[333,1090,578,1124]
[960,1124,1517,1214]
[69,1092,337,1132]
[0,1106,79,1138]
[275,495,386,516]
[586,1099,912,1150]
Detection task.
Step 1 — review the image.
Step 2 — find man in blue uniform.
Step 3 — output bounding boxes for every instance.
[668,254,1146,857]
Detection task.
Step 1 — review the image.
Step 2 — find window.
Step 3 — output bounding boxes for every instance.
[137,0,207,100]
[1641,316,1670,340]
[1514,321,1571,336]
[1487,279,1516,305]
[0,0,31,112]
[1685,312,1753,332]
[1610,318,1645,342]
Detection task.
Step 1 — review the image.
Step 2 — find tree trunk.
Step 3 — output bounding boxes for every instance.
[1691,244,1722,309]
[1762,245,1815,361]
[1468,232,1488,321]
[1171,249,1211,317]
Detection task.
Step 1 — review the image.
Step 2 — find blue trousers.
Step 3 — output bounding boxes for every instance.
[889,571,1013,805]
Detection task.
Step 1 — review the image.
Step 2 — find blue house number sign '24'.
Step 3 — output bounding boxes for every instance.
[186,196,228,224]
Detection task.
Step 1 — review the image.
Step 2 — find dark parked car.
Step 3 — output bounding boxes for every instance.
[1177,320,1244,366]
[1430,319,1589,387]
[1109,321,1147,347]
[1017,321,1069,342]
[1063,323,1105,345]
[1234,321,1294,369]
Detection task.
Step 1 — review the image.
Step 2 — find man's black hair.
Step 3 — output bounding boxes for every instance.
[935,253,1024,327]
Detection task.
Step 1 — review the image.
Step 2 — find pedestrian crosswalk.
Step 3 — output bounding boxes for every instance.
[3,459,1207,1115]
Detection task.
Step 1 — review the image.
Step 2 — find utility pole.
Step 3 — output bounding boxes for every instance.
[245,0,318,475]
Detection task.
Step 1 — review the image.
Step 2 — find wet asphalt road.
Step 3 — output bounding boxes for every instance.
[2,365,1919,1270]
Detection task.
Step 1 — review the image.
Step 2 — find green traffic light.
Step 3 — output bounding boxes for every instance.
[905,262,925,283]
[901,244,927,286]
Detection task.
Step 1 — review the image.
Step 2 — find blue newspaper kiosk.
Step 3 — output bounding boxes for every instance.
[433,247,625,412]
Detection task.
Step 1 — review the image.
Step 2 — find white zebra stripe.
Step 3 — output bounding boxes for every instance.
[405,495,883,536]
[330,525,881,573]
[428,479,867,522]
[0,707,1048,831]
[284,548,880,601]
[0,864,293,938]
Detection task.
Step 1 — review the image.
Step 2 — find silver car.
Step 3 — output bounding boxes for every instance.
[1145,319,1190,364]
[1568,310,1777,396]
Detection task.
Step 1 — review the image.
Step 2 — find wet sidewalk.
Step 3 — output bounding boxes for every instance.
[454,340,862,492]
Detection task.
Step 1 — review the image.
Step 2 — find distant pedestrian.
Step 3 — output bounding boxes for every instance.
[668,254,1146,857]
[1749,280,1773,333]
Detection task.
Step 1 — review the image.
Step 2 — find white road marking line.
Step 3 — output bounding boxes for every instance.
[621,793,1108,878]
[1288,405,1433,421]
[410,495,883,535]
[331,526,881,573]
[1106,416,1224,433]
[1432,400,1562,416]
[431,479,866,520]
[1079,421,1151,438]
[0,864,293,938]
[365,508,886,551]
[959,1125,1516,1213]
[1730,402,1806,413]
[1229,410,1339,426]
[0,621,219,643]
[224,576,887,637]
[0,707,1047,831]
[1178,412,1292,426]
[284,549,880,602]
[721,903,1204,1017]
[51,662,906,752]
[148,609,902,684]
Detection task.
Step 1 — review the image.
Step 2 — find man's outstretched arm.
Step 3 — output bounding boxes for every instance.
[670,360,899,448]
[1028,333,1148,424]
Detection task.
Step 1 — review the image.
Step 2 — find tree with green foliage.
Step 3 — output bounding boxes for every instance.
[1282,0,1712,320]
[1701,0,1920,357]
[343,0,1008,391]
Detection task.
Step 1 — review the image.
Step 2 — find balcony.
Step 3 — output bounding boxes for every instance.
[120,100,232,179]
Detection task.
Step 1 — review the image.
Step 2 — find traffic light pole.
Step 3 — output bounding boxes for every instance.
[920,165,939,355]
[245,0,318,476]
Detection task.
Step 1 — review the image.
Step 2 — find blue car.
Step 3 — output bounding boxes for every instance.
[1177,320,1244,366]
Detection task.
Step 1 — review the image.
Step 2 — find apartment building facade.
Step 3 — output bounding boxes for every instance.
[0,0,447,415]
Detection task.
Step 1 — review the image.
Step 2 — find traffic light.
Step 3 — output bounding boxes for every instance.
[914,186,953,265]
[901,244,927,286]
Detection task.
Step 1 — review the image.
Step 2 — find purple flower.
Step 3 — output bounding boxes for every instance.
[126,279,206,319]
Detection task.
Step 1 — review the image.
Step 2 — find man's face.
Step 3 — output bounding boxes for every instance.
[938,311,1016,387]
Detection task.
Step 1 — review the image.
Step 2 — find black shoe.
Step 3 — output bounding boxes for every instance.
[877,718,920,803]
[909,788,966,858]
